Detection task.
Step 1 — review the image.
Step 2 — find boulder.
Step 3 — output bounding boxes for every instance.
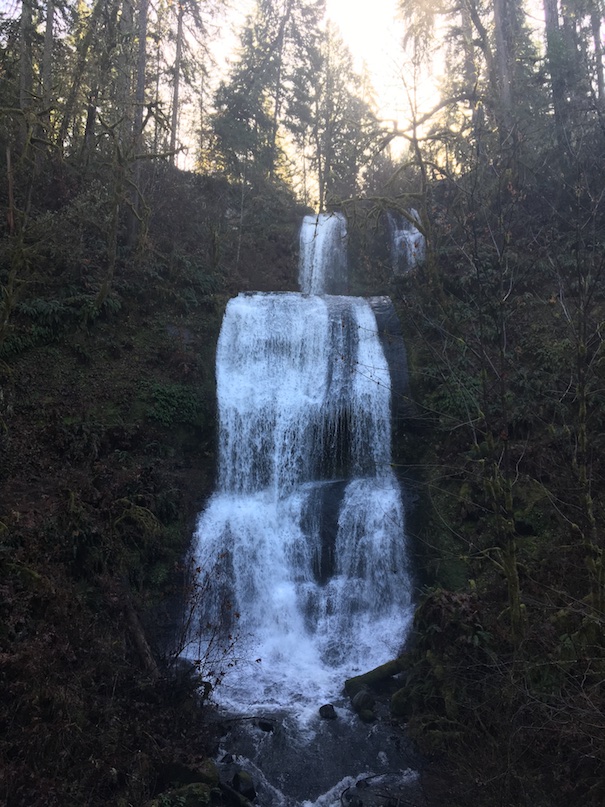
[319,703,337,719]
[197,759,220,788]
[149,782,213,806]
[156,758,219,790]
[351,689,375,713]
[232,770,256,801]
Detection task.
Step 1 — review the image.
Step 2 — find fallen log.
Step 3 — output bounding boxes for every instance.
[344,657,406,697]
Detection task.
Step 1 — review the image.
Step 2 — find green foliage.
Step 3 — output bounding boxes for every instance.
[399,584,605,805]
[146,381,207,429]
[388,136,605,802]
[211,0,327,182]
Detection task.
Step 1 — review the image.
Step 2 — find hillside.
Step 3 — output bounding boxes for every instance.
[0,164,305,806]
[2,159,605,807]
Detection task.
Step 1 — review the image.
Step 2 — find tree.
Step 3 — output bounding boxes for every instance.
[211,0,325,181]
[286,21,380,209]
[168,0,185,159]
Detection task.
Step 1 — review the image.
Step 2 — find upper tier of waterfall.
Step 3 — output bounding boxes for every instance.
[216,292,392,496]
[299,212,348,295]
[387,209,425,274]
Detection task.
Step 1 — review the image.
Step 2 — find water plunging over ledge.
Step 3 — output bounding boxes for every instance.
[186,213,416,805]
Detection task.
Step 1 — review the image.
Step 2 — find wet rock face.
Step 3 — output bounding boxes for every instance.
[215,708,424,806]
[342,773,426,807]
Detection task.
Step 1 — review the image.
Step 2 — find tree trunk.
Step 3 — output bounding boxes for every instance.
[19,0,33,113]
[116,0,135,147]
[493,0,513,126]
[133,0,149,146]
[543,0,571,157]
[590,10,605,111]
[129,0,149,247]
[57,0,104,152]
[459,3,478,105]
[34,0,55,166]
[169,2,185,162]
[269,0,293,177]
[18,0,34,151]
[41,0,54,113]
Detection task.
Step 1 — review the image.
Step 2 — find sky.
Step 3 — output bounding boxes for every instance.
[325,0,408,123]
[217,0,418,128]
[198,0,434,167]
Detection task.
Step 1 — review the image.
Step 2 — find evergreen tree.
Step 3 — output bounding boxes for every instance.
[212,0,325,182]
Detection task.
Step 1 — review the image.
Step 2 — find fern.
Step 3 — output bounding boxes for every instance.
[113,498,161,537]
[16,298,69,327]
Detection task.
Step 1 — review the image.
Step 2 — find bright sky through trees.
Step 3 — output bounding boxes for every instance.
[219,0,422,129]
[325,0,406,120]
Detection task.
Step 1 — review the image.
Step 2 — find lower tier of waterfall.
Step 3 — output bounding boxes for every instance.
[188,474,411,714]
[186,291,412,717]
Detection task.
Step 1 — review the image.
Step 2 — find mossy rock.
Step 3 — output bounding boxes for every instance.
[157,759,220,790]
[351,689,375,713]
[344,658,405,697]
[197,759,220,788]
[149,781,214,806]
[391,686,409,718]
[232,769,256,800]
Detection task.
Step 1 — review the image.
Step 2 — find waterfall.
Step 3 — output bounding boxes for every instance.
[387,209,425,274]
[187,215,412,717]
[299,212,348,295]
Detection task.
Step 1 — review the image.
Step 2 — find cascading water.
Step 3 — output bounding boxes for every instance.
[387,210,426,274]
[299,212,348,295]
[187,213,416,805]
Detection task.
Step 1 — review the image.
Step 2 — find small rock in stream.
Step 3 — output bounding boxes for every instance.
[319,703,337,719]
[257,718,275,732]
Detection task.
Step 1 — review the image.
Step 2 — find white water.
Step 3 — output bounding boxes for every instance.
[188,291,411,710]
[388,209,425,273]
[186,214,414,804]
[299,212,348,295]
